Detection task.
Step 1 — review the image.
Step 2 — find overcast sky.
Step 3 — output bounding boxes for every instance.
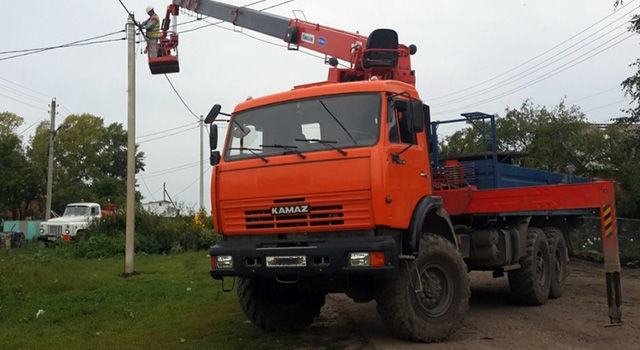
[2,0,638,211]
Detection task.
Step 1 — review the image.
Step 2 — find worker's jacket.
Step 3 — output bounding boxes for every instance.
[143,14,160,39]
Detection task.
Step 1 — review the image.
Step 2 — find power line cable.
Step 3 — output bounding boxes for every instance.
[138,125,199,144]
[163,74,201,121]
[0,83,48,104]
[0,76,78,113]
[137,121,198,138]
[435,8,639,107]
[18,120,41,135]
[140,176,157,201]
[0,37,126,62]
[175,167,210,197]
[568,86,621,104]
[0,30,124,55]
[435,32,635,115]
[138,160,201,178]
[0,92,48,112]
[583,98,630,113]
[115,0,146,33]
[0,76,51,98]
[259,0,295,11]
[429,0,638,101]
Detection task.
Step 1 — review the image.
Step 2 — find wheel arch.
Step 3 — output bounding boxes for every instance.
[406,196,457,255]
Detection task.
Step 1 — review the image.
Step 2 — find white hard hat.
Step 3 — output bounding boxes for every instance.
[146,5,154,13]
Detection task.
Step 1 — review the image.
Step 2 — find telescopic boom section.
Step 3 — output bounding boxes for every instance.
[173,0,416,84]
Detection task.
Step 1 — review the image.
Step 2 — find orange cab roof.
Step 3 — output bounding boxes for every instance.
[233,80,420,113]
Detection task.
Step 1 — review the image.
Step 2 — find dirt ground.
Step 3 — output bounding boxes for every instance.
[303,260,640,350]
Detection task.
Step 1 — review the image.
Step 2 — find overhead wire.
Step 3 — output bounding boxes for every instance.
[0,76,51,98]
[138,125,199,144]
[435,32,635,115]
[0,31,126,62]
[0,92,48,112]
[140,176,158,201]
[137,121,198,138]
[568,86,621,104]
[174,166,210,197]
[434,12,638,107]
[429,0,639,101]
[583,98,630,113]
[18,120,41,135]
[138,160,201,178]
[259,0,295,11]
[163,74,201,121]
[0,83,48,104]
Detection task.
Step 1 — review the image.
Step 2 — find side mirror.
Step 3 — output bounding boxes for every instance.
[205,104,222,124]
[209,123,218,150]
[407,100,425,133]
[392,97,425,133]
[210,150,221,166]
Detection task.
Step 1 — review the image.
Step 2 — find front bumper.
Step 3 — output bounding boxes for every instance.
[209,235,399,279]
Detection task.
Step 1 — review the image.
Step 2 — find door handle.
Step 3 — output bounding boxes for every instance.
[420,172,429,178]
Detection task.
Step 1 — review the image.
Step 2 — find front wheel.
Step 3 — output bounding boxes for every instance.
[236,278,326,331]
[376,234,470,342]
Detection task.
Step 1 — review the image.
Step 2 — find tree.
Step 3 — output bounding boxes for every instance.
[439,100,606,175]
[28,113,145,214]
[0,112,39,219]
[615,1,640,124]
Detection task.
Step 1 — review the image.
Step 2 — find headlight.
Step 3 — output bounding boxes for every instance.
[349,252,385,267]
[40,228,45,233]
[65,229,70,234]
[212,255,233,269]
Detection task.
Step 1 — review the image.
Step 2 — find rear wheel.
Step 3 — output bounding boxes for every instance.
[376,234,470,342]
[508,227,551,305]
[236,278,325,331]
[544,227,568,298]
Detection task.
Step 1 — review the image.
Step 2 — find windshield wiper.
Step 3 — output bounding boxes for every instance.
[318,99,357,144]
[295,138,347,156]
[228,147,269,163]
[261,144,306,159]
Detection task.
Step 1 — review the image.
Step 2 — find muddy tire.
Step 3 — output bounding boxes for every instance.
[508,227,551,305]
[236,278,325,331]
[375,234,470,342]
[544,227,568,299]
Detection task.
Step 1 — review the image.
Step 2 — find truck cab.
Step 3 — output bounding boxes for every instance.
[209,80,441,275]
[39,202,102,242]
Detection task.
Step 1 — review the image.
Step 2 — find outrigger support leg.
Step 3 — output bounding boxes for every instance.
[599,196,622,325]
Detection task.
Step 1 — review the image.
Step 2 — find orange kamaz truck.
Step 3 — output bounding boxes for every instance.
[151,1,622,342]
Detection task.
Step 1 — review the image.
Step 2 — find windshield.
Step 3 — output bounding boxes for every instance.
[224,93,381,161]
[63,206,91,216]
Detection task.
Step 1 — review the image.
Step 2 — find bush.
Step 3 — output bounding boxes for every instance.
[59,210,219,258]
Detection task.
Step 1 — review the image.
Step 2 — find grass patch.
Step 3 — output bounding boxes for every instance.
[0,244,312,349]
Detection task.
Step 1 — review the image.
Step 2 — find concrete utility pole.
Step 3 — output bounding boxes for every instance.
[45,98,56,221]
[199,116,204,211]
[124,15,136,276]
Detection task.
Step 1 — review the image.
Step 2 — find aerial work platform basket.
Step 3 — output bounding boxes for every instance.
[147,4,180,74]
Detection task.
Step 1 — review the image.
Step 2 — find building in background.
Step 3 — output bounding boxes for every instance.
[142,200,178,217]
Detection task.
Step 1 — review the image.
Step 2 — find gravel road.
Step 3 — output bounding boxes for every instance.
[301,260,640,350]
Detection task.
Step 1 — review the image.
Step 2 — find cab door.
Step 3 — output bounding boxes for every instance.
[383,98,431,227]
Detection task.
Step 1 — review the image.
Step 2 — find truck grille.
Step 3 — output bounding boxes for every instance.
[49,225,62,235]
[219,190,373,234]
[245,205,344,229]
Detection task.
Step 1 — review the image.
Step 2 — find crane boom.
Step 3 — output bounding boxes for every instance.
[167,0,416,84]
